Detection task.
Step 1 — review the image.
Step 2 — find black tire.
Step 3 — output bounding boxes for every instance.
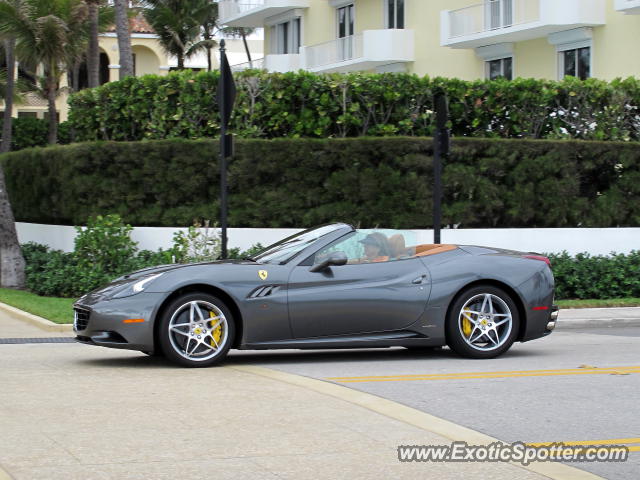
[158,292,235,368]
[446,285,520,359]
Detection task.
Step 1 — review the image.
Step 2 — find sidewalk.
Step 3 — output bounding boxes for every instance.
[0,309,598,480]
[557,307,640,329]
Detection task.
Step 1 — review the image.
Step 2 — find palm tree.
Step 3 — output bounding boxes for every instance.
[143,0,215,70]
[114,0,133,78]
[223,27,256,67]
[1,37,16,153]
[195,0,218,72]
[85,0,100,87]
[0,0,89,144]
[0,2,25,288]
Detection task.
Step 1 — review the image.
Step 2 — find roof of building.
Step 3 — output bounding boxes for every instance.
[107,11,155,35]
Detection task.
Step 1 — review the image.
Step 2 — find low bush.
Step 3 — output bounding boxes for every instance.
[21,215,264,298]
[3,137,640,228]
[0,117,71,151]
[549,251,640,300]
[67,71,640,142]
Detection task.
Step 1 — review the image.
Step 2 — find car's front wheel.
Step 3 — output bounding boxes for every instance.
[446,285,520,359]
[158,292,235,367]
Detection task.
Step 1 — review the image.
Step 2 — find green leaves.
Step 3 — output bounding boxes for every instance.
[3,136,639,229]
[67,71,640,143]
[549,251,640,300]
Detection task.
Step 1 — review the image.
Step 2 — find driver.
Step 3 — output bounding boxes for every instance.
[357,233,390,263]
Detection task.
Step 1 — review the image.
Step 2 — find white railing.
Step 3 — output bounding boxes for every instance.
[231,57,265,72]
[448,0,540,38]
[615,0,640,13]
[304,34,363,70]
[219,0,265,22]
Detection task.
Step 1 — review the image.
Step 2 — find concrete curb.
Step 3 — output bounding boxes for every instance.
[557,307,640,329]
[557,318,640,329]
[0,301,73,333]
[230,364,604,480]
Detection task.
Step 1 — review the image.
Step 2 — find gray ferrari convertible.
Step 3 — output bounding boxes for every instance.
[74,223,558,367]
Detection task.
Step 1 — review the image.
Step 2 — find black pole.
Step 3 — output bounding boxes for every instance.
[217,39,236,259]
[433,92,449,244]
[219,40,228,259]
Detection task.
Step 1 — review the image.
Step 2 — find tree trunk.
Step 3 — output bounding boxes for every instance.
[0,164,26,289]
[46,76,58,144]
[87,0,100,88]
[241,31,252,68]
[206,46,212,72]
[178,54,184,70]
[114,0,134,79]
[1,39,16,154]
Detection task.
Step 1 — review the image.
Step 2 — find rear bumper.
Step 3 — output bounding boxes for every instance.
[546,305,559,331]
[521,304,559,342]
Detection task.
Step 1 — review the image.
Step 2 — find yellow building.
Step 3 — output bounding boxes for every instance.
[1,14,262,122]
[219,0,640,81]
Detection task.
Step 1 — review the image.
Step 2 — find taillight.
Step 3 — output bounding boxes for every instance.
[523,254,551,267]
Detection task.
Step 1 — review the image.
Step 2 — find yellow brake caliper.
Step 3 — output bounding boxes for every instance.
[210,311,222,347]
[462,307,473,338]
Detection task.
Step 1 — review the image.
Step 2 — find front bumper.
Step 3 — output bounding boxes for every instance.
[73,292,167,353]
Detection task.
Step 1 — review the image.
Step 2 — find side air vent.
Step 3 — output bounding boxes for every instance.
[248,285,281,299]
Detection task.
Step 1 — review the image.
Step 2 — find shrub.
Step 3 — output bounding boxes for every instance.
[2,137,640,228]
[170,220,221,263]
[0,117,72,151]
[549,251,640,300]
[67,71,640,143]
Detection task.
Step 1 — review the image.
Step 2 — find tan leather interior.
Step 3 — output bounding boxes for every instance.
[413,244,457,257]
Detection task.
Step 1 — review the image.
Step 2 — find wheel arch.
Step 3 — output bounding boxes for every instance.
[153,283,245,352]
[444,279,527,343]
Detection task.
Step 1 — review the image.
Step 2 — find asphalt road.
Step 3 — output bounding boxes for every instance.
[227,325,640,480]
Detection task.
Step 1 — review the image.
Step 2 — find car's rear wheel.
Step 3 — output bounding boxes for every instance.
[446,285,519,359]
[158,293,235,367]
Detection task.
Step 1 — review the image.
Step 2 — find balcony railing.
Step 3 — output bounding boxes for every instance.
[305,35,364,70]
[442,0,606,48]
[218,0,310,27]
[448,0,539,38]
[615,0,640,14]
[231,57,265,72]
[219,0,265,22]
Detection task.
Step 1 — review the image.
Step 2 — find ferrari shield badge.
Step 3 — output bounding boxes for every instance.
[258,270,268,281]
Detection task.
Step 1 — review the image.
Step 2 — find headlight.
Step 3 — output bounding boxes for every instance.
[111,273,165,298]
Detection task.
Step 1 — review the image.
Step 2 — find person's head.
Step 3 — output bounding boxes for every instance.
[359,233,388,259]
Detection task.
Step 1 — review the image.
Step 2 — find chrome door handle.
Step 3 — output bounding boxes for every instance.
[412,275,427,285]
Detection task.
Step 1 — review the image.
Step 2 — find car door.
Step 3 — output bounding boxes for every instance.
[287,232,431,338]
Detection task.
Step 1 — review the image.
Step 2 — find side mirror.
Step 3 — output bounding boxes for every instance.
[309,251,348,273]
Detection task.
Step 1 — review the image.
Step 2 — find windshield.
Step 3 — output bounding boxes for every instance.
[252,224,349,264]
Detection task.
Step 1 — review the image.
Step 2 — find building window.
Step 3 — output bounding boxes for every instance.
[486,57,512,80]
[487,0,513,30]
[337,4,354,39]
[337,4,354,60]
[270,17,301,54]
[386,0,404,29]
[560,47,590,80]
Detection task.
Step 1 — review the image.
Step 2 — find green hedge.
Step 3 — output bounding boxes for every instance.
[2,137,639,228]
[68,71,640,142]
[0,117,72,151]
[549,251,640,300]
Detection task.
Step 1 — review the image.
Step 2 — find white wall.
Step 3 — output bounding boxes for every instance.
[15,223,640,256]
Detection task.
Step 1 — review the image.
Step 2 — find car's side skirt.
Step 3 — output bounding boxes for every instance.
[238,330,443,350]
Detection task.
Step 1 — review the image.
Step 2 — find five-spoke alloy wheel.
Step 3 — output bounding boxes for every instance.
[158,293,235,367]
[446,285,520,359]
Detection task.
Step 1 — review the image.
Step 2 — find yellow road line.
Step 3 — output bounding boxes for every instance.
[328,366,640,383]
[528,438,640,447]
